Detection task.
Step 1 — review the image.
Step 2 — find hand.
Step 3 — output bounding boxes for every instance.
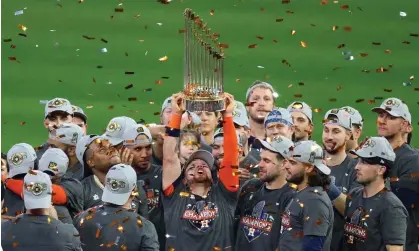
[171,92,185,115]
[238,168,251,180]
[223,92,235,117]
[48,205,59,220]
[148,124,166,139]
[120,147,134,165]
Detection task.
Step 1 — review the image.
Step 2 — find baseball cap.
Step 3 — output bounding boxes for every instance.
[48,123,83,146]
[7,143,37,178]
[44,98,73,119]
[161,96,172,112]
[189,112,201,125]
[122,124,152,146]
[287,101,313,123]
[23,170,53,210]
[183,150,215,170]
[341,106,363,128]
[292,140,330,175]
[264,108,293,128]
[323,108,352,131]
[39,148,69,177]
[233,101,250,129]
[213,128,244,147]
[72,105,88,123]
[350,137,396,166]
[254,136,294,159]
[102,164,137,206]
[103,116,137,146]
[75,134,101,165]
[245,80,278,101]
[371,98,411,124]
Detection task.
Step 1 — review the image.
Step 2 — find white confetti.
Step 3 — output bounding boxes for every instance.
[400,11,407,17]
[157,23,163,26]
[100,48,107,53]
[145,51,148,55]
[50,30,56,32]
[14,10,24,16]
[257,65,265,69]
[106,81,112,85]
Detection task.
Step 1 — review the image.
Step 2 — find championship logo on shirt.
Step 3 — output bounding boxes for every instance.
[182,200,219,232]
[240,201,274,242]
[344,206,368,244]
[146,189,160,213]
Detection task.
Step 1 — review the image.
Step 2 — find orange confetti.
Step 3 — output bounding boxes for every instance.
[12,242,19,248]
[320,0,329,5]
[385,49,391,54]
[121,245,127,250]
[168,246,175,251]
[294,94,303,98]
[248,44,258,48]
[360,53,368,57]
[95,227,101,238]
[137,217,143,227]
[256,36,264,40]
[291,30,296,35]
[159,56,168,62]
[341,4,349,9]
[313,108,322,113]
[18,24,27,31]
[213,247,222,251]
[343,26,352,31]
[155,80,163,85]
[376,67,388,73]
[20,121,26,125]
[219,44,229,48]
[337,43,345,48]
[282,0,291,3]
[300,41,307,47]
[179,192,190,197]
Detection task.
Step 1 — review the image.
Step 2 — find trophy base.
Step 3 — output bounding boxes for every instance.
[184,99,225,112]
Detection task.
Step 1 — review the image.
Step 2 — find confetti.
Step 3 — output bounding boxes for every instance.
[219,44,229,48]
[96,227,102,238]
[100,48,107,53]
[337,43,345,48]
[329,98,337,102]
[376,67,388,72]
[410,75,414,80]
[47,217,51,224]
[121,245,127,251]
[153,112,161,115]
[20,121,26,125]
[82,35,95,40]
[332,26,338,31]
[257,66,265,69]
[383,89,392,92]
[144,88,152,92]
[178,29,186,33]
[125,84,133,89]
[136,217,143,227]
[410,33,419,37]
[291,30,296,35]
[18,33,27,37]
[343,26,352,31]
[18,24,27,31]
[117,225,124,233]
[210,10,215,15]
[108,105,114,110]
[337,85,342,91]
[155,80,163,85]
[3,38,12,42]
[372,42,381,45]
[300,41,307,47]
[213,247,222,251]
[355,99,365,103]
[313,108,322,113]
[14,10,24,16]
[114,7,124,12]
[128,97,137,101]
[403,82,412,87]
[385,49,391,54]
[341,4,349,9]
[294,94,303,98]
[125,72,134,75]
[180,192,190,197]
[159,56,168,62]
[12,242,19,248]
[286,10,294,14]
[276,18,284,22]
[256,36,264,40]
[248,44,257,48]
[100,38,108,43]
[400,11,407,17]
[282,59,291,67]
[8,57,17,61]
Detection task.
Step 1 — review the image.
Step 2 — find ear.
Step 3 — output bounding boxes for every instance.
[43,120,50,129]
[68,146,76,157]
[187,115,192,125]
[87,158,95,168]
[377,165,386,177]
[290,125,296,134]
[305,163,314,174]
[307,124,314,135]
[352,127,361,140]
[346,130,353,141]
[400,120,409,132]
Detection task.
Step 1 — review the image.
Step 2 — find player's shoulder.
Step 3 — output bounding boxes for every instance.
[241,179,264,192]
[301,187,332,205]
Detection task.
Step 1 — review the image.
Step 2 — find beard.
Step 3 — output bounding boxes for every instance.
[249,111,266,124]
[323,140,346,155]
[260,172,279,183]
[286,170,305,185]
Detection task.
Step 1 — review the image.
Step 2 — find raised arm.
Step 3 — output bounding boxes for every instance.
[162,93,183,191]
[219,93,239,192]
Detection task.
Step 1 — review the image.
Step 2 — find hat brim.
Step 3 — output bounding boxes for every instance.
[102,188,131,206]
[184,150,215,170]
[254,139,286,158]
[349,148,370,159]
[9,166,32,178]
[73,112,88,123]
[24,194,52,210]
[102,134,123,146]
[371,107,401,118]
[314,163,331,175]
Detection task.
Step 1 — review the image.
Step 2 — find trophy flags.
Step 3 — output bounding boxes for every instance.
[183,9,225,112]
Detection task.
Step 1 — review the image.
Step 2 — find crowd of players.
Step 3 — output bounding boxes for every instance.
[1,80,418,251]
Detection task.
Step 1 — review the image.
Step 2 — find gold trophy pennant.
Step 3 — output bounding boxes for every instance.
[183,9,225,112]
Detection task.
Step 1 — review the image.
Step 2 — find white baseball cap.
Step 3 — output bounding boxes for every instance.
[264,108,294,128]
[323,108,352,131]
[341,106,363,128]
[48,123,83,146]
[350,137,396,164]
[23,170,53,210]
[7,143,37,178]
[102,164,137,206]
[233,101,250,129]
[292,140,330,175]
[213,128,244,147]
[372,98,411,124]
[246,80,278,101]
[254,136,294,159]
[39,148,69,177]
[183,150,215,170]
[72,105,88,122]
[44,98,73,119]
[75,134,101,165]
[122,124,152,146]
[287,101,313,123]
[103,116,137,146]
[161,96,172,113]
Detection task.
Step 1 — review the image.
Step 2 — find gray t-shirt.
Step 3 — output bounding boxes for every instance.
[74,204,159,251]
[329,156,361,251]
[35,142,49,160]
[137,164,166,251]
[60,178,84,218]
[162,178,238,251]
[63,162,84,181]
[343,187,408,251]
[55,205,72,224]
[1,214,82,251]
[391,144,419,250]
[82,175,148,217]
[279,186,334,251]
[235,179,296,251]
[3,188,25,217]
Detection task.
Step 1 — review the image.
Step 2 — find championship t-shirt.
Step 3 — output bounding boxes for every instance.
[329,156,361,251]
[235,179,296,251]
[82,175,148,217]
[1,214,82,251]
[74,204,159,251]
[162,178,239,251]
[2,188,25,216]
[137,164,166,251]
[343,187,408,251]
[279,186,334,251]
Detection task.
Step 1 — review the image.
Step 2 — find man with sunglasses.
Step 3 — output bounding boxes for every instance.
[36,98,74,159]
[372,98,419,251]
[326,137,408,251]
[77,135,148,217]
[322,109,361,251]
[287,101,314,142]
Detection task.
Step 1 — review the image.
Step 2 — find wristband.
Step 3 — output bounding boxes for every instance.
[165,127,181,137]
[168,113,182,129]
[327,183,341,201]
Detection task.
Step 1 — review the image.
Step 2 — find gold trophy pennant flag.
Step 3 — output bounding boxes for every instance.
[183,9,225,112]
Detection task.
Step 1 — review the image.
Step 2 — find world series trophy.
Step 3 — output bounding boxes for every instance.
[183,8,225,112]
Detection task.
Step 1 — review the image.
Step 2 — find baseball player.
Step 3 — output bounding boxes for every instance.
[287,101,314,142]
[341,106,364,156]
[71,105,88,135]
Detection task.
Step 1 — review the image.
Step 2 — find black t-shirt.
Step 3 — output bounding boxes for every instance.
[55,205,72,224]
[235,179,296,251]
[343,187,408,251]
[239,150,261,187]
[1,214,82,251]
[279,186,334,251]
[82,175,148,217]
[329,156,361,251]
[162,178,239,251]
[74,204,159,251]
[3,187,25,217]
[35,142,49,160]
[137,164,166,251]
[60,178,84,218]
[63,162,84,181]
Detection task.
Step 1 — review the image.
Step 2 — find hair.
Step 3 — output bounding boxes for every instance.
[1,153,9,172]
[361,157,393,179]
[177,130,201,153]
[45,110,72,120]
[307,166,331,188]
[407,132,412,145]
[246,80,276,102]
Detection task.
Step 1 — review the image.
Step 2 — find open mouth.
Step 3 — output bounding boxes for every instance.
[197,169,204,175]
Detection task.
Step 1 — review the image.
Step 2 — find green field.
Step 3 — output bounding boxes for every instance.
[2,0,418,151]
